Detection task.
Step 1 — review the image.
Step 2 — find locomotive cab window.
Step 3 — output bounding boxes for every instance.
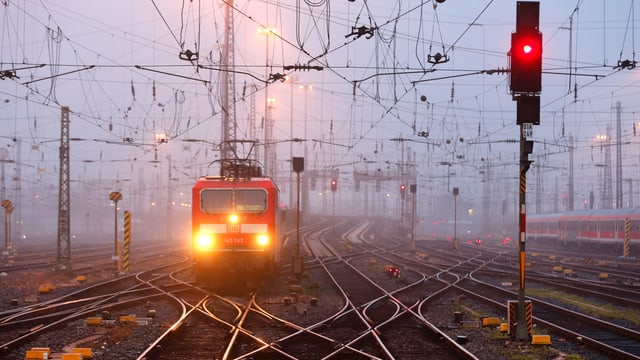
[235,189,267,212]
[200,189,267,213]
[201,189,233,213]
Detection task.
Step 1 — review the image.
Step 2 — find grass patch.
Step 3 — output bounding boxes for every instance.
[527,287,640,325]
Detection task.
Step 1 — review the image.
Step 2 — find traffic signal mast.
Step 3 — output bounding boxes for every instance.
[510,1,541,343]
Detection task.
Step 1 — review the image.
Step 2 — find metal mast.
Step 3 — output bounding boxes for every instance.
[57,106,71,269]
[615,101,622,208]
[15,140,21,241]
[220,0,237,173]
[602,126,613,208]
[535,154,542,213]
[249,84,259,162]
[568,134,574,211]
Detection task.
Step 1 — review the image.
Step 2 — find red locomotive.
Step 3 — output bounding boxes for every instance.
[527,208,640,255]
[191,161,283,286]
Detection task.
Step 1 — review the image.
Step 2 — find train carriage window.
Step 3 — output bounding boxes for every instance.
[544,222,558,234]
[599,220,613,232]
[201,190,233,213]
[584,220,594,232]
[632,220,640,232]
[235,189,267,212]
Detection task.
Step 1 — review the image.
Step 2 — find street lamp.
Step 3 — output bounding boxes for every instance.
[258,27,277,176]
[595,131,612,209]
[265,98,277,176]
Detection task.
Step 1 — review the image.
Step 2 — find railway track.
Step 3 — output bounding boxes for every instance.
[1,217,639,359]
[139,220,477,359]
[0,254,191,359]
[456,275,640,359]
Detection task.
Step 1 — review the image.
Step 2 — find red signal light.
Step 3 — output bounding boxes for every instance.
[386,266,400,277]
[510,31,542,93]
[330,179,337,192]
[516,40,538,57]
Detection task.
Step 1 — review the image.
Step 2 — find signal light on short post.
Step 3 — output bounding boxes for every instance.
[330,179,337,192]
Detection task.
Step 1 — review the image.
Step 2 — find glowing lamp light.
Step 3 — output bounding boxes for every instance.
[196,234,213,249]
[256,234,269,247]
[228,214,239,223]
[510,31,542,93]
[257,27,278,36]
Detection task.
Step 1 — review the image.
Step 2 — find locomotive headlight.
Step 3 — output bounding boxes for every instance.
[228,213,239,223]
[196,233,214,250]
[256,234,270,247]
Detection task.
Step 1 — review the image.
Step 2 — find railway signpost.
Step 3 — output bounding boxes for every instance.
[331,178,337,234]
[410,184,417,251]
[292,157,304,276]
[510,1,542,342]
[452,187,459,251]
[1,199,12,256]
[109,191,122,273]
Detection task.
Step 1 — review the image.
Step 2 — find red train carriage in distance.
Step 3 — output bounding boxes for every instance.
[191,166,283,286]
[527,208,640,256]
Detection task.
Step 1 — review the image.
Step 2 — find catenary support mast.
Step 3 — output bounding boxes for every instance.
[57,106,71,269]
[220,0,237,174]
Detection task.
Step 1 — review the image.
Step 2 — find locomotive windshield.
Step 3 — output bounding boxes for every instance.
[200,189,267,213]
[235,189,267,211]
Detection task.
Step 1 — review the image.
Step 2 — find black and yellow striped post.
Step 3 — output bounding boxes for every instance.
[508,300,532,337]
[123,210,131,272]
[515,122,533,341]
[624,217,630,258]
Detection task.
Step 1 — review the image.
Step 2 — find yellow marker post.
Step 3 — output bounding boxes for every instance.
[123,210,131,272]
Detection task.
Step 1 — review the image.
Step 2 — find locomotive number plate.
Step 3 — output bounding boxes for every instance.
[224,237,245,244]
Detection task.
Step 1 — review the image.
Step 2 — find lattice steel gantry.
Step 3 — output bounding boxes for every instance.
[57,106,71,270]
